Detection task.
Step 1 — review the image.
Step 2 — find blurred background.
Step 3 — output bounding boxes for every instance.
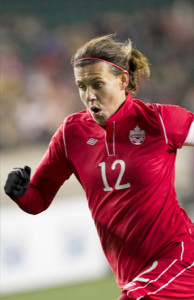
[0,0,194,299]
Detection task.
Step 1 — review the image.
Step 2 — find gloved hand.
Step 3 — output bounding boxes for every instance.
[4,166,31,200]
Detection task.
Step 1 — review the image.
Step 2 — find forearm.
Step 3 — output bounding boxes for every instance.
[13,182,55,215]
[5,123,72,213]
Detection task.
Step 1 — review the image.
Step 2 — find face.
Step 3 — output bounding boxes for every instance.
[74,62,129,126]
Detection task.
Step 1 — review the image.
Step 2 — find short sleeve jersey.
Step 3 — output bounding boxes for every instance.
[22,93,194,288]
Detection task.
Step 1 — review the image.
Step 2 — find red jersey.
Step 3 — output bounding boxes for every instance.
[15,93,194,288]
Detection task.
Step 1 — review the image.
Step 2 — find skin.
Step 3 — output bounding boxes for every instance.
[74,62,129,126]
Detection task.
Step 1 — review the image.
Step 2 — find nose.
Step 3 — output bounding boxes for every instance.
[86,87,96,102]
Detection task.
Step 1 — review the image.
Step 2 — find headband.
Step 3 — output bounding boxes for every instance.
[74,57,126,72]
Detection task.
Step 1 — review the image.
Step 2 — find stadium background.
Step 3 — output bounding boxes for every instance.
[0,0,193,299]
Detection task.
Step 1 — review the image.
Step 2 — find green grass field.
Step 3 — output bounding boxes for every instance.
[1,275,121,300]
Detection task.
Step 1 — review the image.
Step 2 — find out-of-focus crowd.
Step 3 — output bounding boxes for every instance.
[1,1,194,148]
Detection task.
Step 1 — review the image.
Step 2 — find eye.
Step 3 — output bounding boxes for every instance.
[93,82,103,89]
[78,84,86,91]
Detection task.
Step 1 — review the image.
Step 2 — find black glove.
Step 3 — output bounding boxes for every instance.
[4,166,31,200]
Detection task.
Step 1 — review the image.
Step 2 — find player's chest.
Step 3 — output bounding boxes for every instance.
[68,120,164,189]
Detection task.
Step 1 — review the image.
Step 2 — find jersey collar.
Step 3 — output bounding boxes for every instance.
[106,92,133,124]
[86,92,133,126]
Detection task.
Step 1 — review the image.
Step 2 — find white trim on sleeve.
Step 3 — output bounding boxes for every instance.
[62,118,68,158]
[156,104,168,144]
[183,121,194,146]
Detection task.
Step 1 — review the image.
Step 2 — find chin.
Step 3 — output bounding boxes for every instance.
[94,117,106,126]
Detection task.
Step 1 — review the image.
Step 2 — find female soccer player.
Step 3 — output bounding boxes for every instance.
[4,34,194,300]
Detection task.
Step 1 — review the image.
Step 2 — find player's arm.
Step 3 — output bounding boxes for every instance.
[4,166,62,215]
[183,121,194,147]
[4,166,50,214]
[4,121,73,214]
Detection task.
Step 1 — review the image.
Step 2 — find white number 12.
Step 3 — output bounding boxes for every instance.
[98,160,131,192]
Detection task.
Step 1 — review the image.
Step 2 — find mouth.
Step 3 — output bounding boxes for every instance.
[90,106,101,116]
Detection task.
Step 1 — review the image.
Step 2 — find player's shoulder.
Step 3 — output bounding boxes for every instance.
[152,102,193,122]
[131,98,186,117]
[52,110,92,143]
[132,98,157,116]
[133,98,153,108]
[132,98,189,122]
[64,109,92,126]
[52,110,90,133]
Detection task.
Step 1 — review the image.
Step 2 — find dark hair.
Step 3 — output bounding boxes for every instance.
[71,34,150,95]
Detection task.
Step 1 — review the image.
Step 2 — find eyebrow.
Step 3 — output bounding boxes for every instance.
[91,77,104,81]
[76,77,104,84]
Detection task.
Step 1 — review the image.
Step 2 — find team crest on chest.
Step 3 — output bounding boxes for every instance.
[129,126,146,145]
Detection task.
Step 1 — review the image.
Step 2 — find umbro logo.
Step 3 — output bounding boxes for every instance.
[87,138,98,145]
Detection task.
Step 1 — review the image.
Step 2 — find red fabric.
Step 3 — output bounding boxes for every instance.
[14,93,194,293]
[155,103,194,149]
[120,243,194,299]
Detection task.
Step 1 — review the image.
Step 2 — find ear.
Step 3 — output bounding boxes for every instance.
[120,71,129,90]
